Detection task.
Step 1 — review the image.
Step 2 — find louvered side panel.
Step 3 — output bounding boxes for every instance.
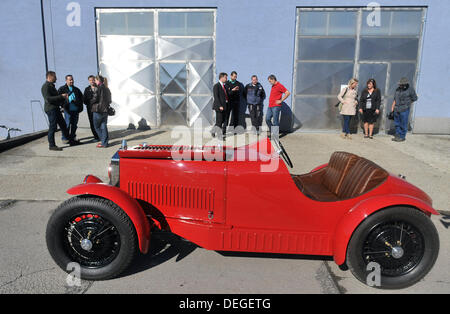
[127,181,215,211]
[217,229,332,255]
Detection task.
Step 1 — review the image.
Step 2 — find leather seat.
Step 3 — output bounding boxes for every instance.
[292,152,388,202]
[292,168,339,202]
[322,152,359,194]
[337,158,388,200]
[292,152,358,201]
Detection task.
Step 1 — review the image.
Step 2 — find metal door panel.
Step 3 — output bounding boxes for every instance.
[158,37,214,61]
[160,95,187,125]
[188,96,214,126]
[159,63,187,94]
[97,8,216,128]
[188,62,213,94]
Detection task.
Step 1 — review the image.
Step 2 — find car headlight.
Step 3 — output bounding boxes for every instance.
[108,152,120,187]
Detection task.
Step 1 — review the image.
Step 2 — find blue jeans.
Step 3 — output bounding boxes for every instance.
[342,115,352,134]
[266,106,281,134]
[62,110,79,141]
[93,112,109,146]
[394,109,410,139]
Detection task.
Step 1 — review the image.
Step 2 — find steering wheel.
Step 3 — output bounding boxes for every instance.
[273,138,294,168]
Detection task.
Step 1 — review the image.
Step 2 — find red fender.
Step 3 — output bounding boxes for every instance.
[332,195,440,266]
[67,180,151,254]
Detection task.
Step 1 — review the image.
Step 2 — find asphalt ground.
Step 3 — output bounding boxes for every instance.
[0,126,449,294]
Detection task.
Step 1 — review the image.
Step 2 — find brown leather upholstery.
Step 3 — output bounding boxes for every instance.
[292,168,339,202]
[292,152,388,202]
[337,158,388,200]
[322,152,359,194]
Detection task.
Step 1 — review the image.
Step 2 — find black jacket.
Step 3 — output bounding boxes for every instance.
[91,84,112,113]
[58,84,84,113]
[359,88,382,111]
[225,80,242,103]
[213,82,229,111]
[41,81,65,113]
[83,85,98,111]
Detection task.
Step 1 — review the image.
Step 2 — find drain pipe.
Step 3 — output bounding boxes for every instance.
[40,0,49,73]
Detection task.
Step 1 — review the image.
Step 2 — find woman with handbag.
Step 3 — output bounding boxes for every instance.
[359,79,381,139]
[91,75,112,148]
[337,78,358,139]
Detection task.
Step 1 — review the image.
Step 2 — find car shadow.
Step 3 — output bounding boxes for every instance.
[120,231,334,279]
[119,232,198,278]
[216,251,334,262]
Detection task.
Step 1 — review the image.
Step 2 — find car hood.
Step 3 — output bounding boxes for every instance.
[117,137,277,162]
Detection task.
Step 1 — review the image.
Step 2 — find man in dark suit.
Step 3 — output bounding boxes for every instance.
[225,71,243,130]
[212,72,229,140]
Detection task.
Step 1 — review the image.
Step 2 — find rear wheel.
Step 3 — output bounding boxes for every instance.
[46,196,137,280]
[346,207,439,289]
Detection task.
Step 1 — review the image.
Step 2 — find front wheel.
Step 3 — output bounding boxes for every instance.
[46,196,138,280]
[346,207,439,289]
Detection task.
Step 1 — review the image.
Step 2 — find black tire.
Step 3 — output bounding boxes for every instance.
[346,206,439,289]
[46,196,138,280]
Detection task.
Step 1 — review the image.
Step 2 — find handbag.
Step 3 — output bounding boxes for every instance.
[107,106,115,116]
[335,88,348,112]
[387,111,394,120]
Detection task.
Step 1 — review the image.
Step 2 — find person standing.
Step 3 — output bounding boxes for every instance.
[337,78,359,139]
[244,75,266,134]
[359,78,381,139]
[225,71,243,130]
[391,77,418,142]
[91,75,112,148]
[212,72,230,140]
[41,71,70,151]
[266,74,290,136]
[83,75,100,141]
[58,75,83,144]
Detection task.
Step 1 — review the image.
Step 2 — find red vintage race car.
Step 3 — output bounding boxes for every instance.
[46,137,440,289]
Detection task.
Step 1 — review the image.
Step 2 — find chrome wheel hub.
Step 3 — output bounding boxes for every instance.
[80,238,93,251]
[391,246,404,259]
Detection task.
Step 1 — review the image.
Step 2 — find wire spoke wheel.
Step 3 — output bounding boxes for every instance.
[362,221,425,277]
[346,207,439,289]
[64,213,121,268]
[46,196,138,280]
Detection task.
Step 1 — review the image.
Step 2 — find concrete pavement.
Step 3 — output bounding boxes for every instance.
[0,126,449,293]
